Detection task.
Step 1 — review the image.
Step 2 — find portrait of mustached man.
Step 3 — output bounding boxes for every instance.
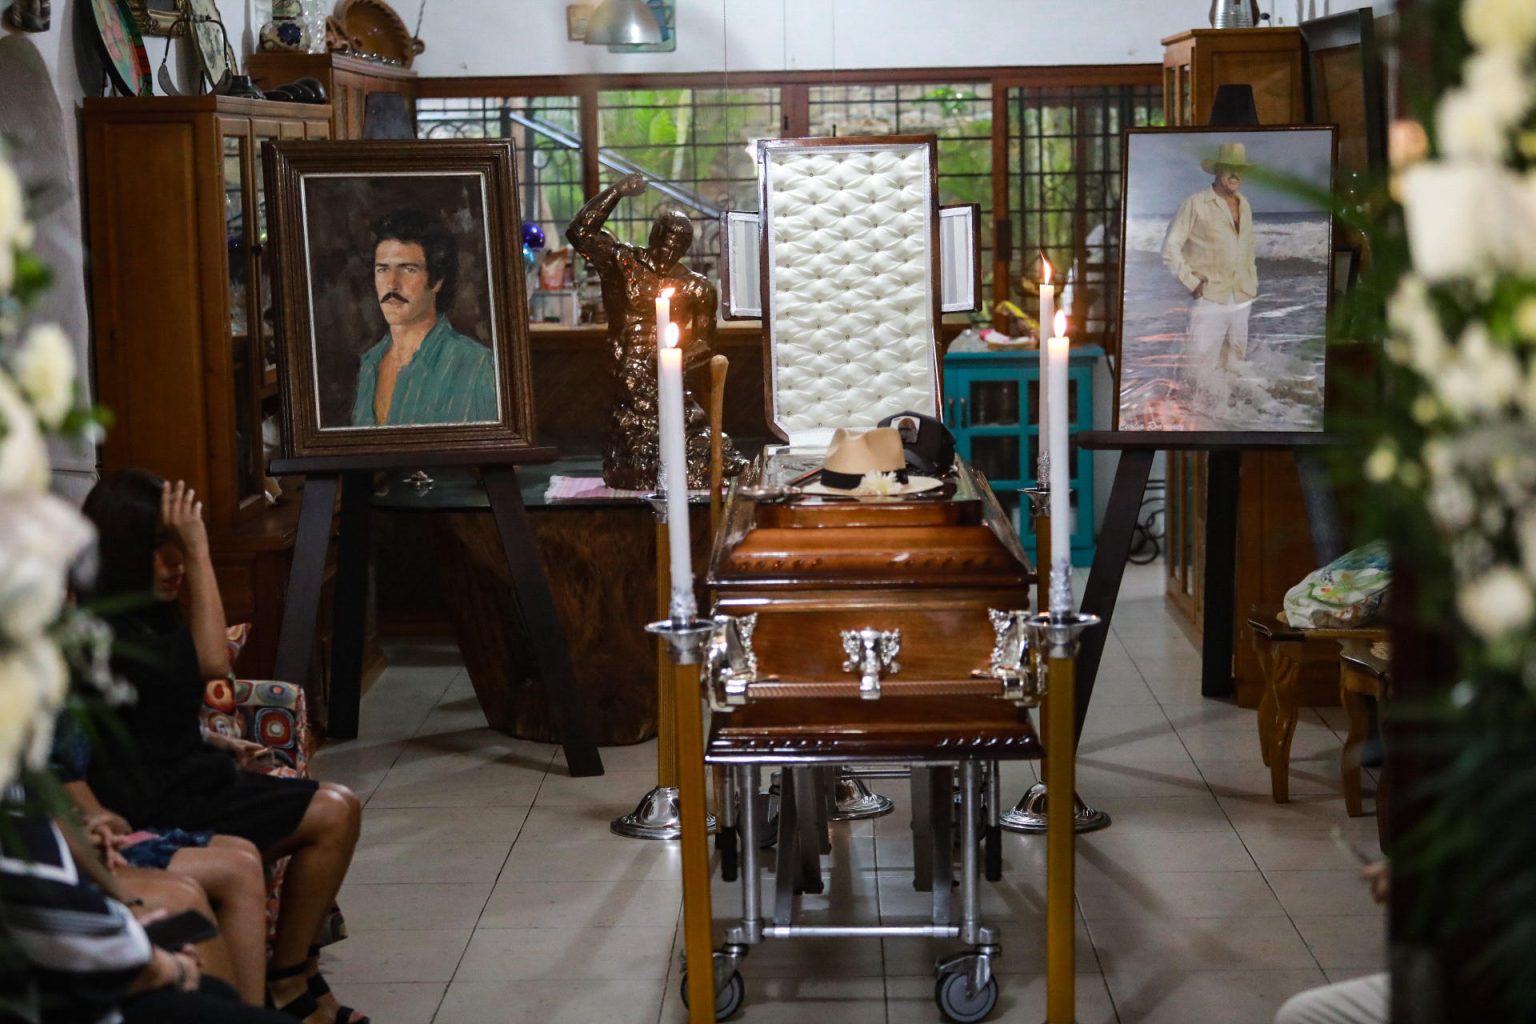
[351,208,497,427]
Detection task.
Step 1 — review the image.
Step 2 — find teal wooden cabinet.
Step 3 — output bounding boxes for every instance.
[942,346,1103,566]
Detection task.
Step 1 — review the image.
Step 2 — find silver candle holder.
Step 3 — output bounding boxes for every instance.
[997,501,1112,836]
[611,493,717,841]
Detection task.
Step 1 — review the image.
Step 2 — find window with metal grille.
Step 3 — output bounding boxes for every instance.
[415,95,586,258]
[596,87,782,282]
[1007,85,1164,346]
[808,83,994,313]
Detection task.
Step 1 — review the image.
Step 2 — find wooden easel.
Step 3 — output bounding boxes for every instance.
[1072,431,1341,741]
[269,450,605,778]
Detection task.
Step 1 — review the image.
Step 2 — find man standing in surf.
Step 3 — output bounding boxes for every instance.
[1160,142,1258,403]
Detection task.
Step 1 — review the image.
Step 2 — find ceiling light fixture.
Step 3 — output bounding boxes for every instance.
[582,0,662,45]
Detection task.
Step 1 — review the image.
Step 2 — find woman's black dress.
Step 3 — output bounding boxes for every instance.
[88,604,317,853]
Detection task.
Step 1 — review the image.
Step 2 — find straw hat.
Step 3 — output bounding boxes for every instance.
[1201,142,1257,174]
[819,427,909,491]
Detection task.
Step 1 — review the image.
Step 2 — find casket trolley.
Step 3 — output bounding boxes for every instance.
[683,135,1049,1023]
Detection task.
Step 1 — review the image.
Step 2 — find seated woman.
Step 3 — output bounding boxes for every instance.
[82,470,367,1024]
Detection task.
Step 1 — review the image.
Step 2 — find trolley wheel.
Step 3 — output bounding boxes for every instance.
[679,967,744,1020]
[716,825,739,882]
[934,970,998,1023]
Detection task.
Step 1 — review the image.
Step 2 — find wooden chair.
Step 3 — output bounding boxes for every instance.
[1337,638,1390,817]
[1248,606,1386,803]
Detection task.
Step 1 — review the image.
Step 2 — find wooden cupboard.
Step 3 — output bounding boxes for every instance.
[1162,27,1305,128]
[82,97,337,709]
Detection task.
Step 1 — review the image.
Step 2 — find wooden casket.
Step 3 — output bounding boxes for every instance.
[702,449,1044,764]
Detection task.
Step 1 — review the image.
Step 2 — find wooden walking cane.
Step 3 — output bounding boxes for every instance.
[707,355,730,843]
[709,355,729,532]
[677,354,732,1023]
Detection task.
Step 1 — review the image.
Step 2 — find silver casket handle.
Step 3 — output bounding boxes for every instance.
[705,613,759,711]
[841,627,901,700]
[982,608,1045,705]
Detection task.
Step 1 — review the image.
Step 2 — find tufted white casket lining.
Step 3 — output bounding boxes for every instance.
[762,142,939,447]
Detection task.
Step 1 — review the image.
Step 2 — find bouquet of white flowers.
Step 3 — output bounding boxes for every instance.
[0,143,115,798]
[1348,1,1536,1017]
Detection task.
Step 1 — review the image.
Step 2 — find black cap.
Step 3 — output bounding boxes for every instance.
[877,411,956,476]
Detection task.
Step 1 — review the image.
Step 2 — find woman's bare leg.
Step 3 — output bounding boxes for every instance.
[115,867,237,994]
[168,837,267,1004]
[263,783,362,1023]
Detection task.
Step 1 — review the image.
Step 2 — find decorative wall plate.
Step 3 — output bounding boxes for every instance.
[90,0,152,96]
[332,0,425,66]
[185,0,230,90]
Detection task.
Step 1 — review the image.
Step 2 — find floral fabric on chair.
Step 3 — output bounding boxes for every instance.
[200,624,345,950]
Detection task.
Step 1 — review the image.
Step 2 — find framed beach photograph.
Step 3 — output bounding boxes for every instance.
[263,140,537,460]
[1114,125,1336,433]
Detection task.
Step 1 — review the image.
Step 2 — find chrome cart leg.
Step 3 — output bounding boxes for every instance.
[959,761,981,945]
[730,764,764,946]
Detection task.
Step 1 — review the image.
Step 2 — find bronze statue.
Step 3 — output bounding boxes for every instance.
[567,172,745,491]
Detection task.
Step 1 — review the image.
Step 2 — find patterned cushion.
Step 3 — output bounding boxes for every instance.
[764,142,939,444]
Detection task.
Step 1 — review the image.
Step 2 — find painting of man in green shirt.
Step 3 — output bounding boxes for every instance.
[351,208,499,427]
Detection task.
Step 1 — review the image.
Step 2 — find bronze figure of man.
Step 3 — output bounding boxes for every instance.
[568,172,743,490]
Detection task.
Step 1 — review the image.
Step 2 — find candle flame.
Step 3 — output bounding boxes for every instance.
[659,287,675,299]
[1040,254,1052,285]
[663,322,681,349]
[1053,310,1067,338]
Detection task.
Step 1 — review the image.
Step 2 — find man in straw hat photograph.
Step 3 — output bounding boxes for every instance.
[1115,128,1335,433]
[1163,142,1260,385]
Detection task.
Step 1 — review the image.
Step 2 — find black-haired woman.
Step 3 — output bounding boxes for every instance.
[82,470,367,1024]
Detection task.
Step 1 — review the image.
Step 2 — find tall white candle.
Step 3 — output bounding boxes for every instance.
[1036,256,1054,481]
[658,322,696,621]
[1047,311,1072,618]
[655,286,673,346]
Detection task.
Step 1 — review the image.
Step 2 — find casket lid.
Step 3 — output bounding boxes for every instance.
[757,136,943,447]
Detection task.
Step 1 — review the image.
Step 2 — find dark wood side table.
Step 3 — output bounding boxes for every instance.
[373,459,710,746]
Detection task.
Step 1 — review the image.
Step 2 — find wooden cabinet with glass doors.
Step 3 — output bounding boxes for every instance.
[82,97,333,695]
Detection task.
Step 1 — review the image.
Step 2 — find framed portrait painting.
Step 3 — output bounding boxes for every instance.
[263,140,537,460]
[1114,125,1336,434]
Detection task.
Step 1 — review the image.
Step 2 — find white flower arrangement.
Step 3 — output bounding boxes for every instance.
[1380,10,1536,679]
[0,142,105,795]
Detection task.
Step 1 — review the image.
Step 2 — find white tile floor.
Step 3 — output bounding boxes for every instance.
[311,564,1386,1023]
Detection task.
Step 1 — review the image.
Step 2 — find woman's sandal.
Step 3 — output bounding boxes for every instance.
[267,961,324,1022]
[305,946,371,1024]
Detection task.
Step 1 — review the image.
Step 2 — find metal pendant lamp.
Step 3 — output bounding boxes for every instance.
[583,0,662,45]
